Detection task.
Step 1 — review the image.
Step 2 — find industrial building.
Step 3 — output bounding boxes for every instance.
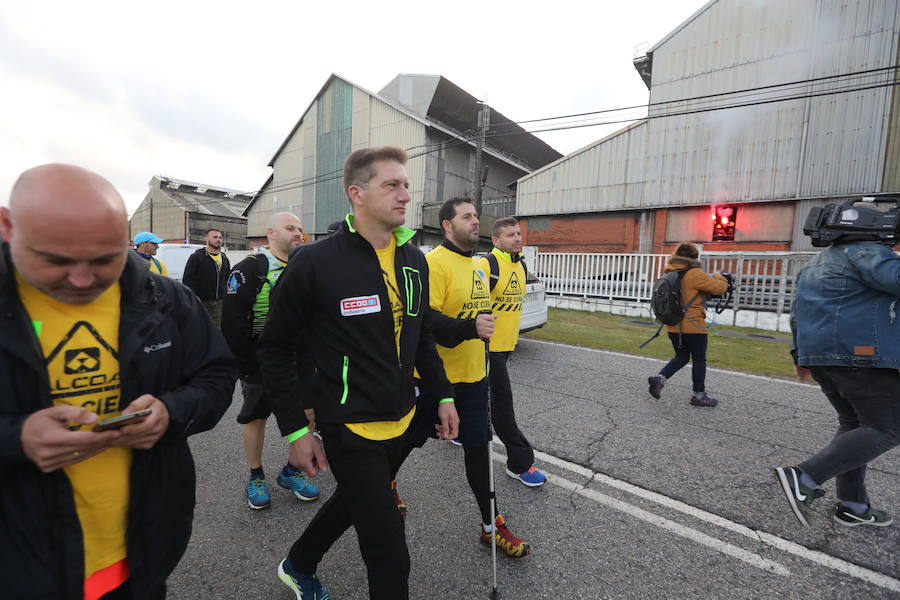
[242,73,561,246]
[129,175,250,249]
[516,0,900,254]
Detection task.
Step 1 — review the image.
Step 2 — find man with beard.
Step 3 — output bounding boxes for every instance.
[222,212,320,510]
[394,197,533,559]
[478,217,546,487]
[183,228,230,327]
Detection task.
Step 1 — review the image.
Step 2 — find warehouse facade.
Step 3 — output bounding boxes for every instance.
[516,0,900,254]
[243,73,561,245]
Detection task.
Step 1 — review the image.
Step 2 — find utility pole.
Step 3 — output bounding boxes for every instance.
[473,104,490,214]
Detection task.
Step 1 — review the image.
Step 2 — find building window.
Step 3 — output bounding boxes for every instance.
[712,205,736,241]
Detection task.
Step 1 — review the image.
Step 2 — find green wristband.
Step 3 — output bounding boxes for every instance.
[286,426,310,442]
[438,398,455,404]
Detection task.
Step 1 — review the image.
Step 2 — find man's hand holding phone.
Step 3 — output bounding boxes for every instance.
[111,394,170,450]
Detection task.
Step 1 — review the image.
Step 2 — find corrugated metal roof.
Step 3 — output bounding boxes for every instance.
[155,175,250,219]
[267,73,557,175]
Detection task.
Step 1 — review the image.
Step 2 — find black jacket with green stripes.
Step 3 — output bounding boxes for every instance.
[256,219,454,435]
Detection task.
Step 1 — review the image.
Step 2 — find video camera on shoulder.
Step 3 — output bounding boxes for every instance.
[803,196,900,247]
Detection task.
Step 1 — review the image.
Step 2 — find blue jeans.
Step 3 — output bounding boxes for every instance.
[800,367,900,503]
[660,333,708,393]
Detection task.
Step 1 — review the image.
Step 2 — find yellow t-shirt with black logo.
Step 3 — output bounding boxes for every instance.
[15,271,131,583]
[208,251,222,275]
[478,250,526,352]
[426,245,491,383]
[345,236,415,440]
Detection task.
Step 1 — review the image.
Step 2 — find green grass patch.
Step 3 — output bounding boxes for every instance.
[522,307,795,379]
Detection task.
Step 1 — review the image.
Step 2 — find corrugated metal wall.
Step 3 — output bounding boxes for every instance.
[260,102,318,234]
[368,97,426,227]
[516,121,648,215]
[517,0,899,218]
[316,79,353,232]
[882,33,900,192]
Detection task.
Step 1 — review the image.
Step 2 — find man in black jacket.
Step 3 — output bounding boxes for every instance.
[257,146,458,600]
[222,212,320,510]
[183,228,230,327]
[0,164,238,600]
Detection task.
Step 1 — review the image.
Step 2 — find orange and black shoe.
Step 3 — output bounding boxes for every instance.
[391,480,407,517]
[480,514,531,558]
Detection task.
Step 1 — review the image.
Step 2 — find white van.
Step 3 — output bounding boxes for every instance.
[154,244,255,282]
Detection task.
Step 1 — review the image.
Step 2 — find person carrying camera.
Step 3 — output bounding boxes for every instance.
[775,207,900,528]
[647,241,728,407]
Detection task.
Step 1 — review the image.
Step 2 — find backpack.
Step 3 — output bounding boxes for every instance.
[247,254,270,296]
[639,267,700,349]
[484,252,529,292]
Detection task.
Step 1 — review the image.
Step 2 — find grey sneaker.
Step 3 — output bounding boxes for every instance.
[690,393,718,407]
[648,376,664,399]
[775,466,825,527]
[833,504,893,527]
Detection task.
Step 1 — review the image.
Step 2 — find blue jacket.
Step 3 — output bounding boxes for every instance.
[791,242,900,368]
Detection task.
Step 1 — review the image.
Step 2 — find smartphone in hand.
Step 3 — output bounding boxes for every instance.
[93,409,152,432]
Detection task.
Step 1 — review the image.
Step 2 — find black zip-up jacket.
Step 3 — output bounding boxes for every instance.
[0,246,238,599]
[182,247,230,301]
[256,219,454,435]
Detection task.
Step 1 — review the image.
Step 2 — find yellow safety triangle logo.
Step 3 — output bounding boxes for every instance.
[471,271,489,299]
[503,272,522,296]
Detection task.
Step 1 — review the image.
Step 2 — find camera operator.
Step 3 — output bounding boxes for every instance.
[647,241,728,407]
[776,204,900,528]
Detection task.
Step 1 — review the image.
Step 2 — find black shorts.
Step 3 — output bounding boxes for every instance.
[236,379,273,424]
[406,379,489,447]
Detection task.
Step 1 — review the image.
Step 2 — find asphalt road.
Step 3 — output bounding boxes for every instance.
[169,338,899,599]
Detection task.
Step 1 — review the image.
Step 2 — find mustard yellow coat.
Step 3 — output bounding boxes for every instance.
[663,257,728,335]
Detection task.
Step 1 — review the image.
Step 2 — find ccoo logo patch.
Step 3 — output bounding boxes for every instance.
[340,294,382,316]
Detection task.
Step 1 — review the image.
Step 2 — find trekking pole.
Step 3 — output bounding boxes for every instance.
[477,309,500,600]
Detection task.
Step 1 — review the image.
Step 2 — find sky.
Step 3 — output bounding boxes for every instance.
[0,0,710,213]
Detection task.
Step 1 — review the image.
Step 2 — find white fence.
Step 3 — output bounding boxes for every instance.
[532,251,818,317]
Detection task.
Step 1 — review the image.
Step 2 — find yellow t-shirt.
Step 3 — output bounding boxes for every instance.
[15,271,131,582]
[426,245,491,383]
[478,250,526,352]
[208,251,222,273]
[345,236,415,440]
[148,256,169,276]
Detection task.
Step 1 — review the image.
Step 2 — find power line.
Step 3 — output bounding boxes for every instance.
[141,65,898,207]
[489,64,899,130]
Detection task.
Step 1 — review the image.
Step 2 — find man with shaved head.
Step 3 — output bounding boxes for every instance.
[0,164,238,599]
[223,211,320,511]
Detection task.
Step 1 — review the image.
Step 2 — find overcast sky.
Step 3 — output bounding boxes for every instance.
[0,0,709,213]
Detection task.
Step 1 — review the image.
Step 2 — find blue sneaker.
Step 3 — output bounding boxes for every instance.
[278,558,330,599]
[246,477,271,510]
[277,469,320,501]
[506,465,547,487]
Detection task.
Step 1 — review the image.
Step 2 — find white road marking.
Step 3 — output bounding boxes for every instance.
[520,337,816,388]
[495,443,900,593]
